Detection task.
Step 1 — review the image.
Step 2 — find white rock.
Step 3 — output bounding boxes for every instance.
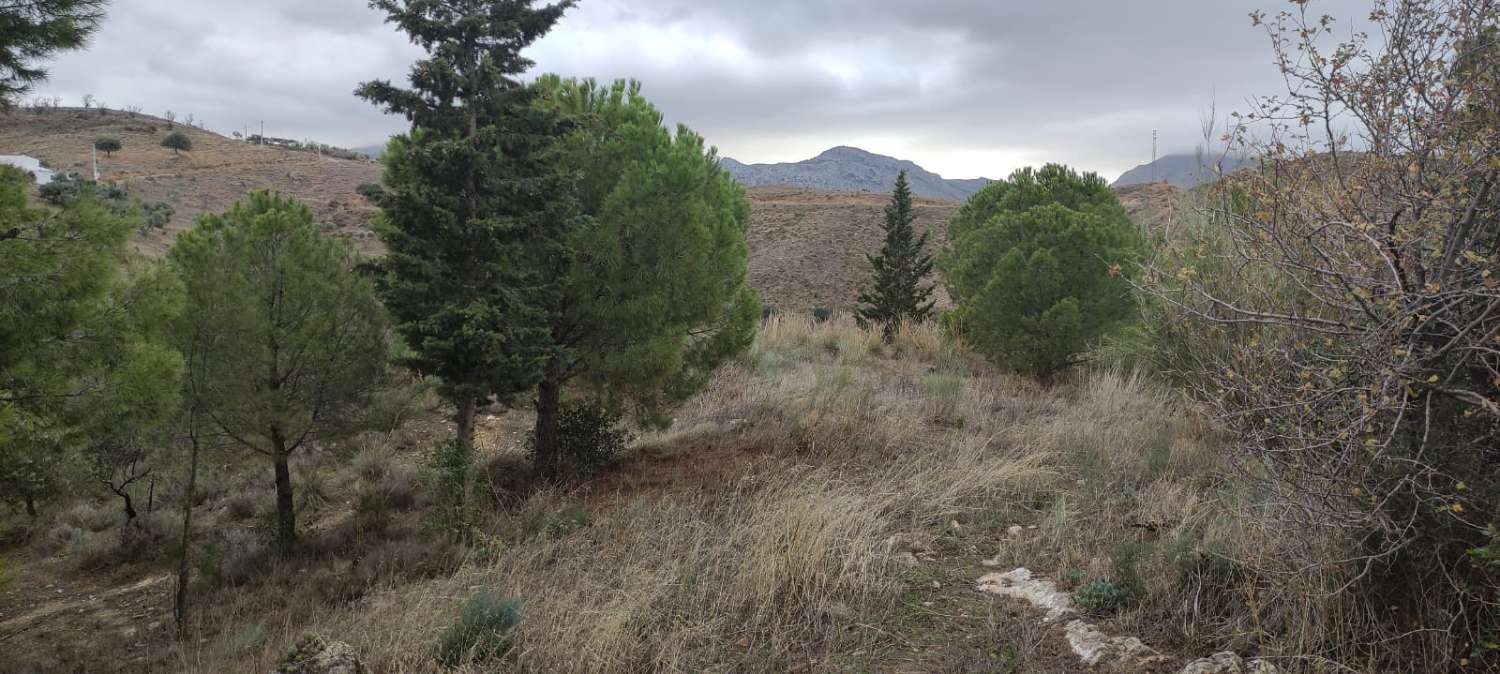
[1065,619,1163,666]
[1180,652,1280,674]
[975,567,1075,623]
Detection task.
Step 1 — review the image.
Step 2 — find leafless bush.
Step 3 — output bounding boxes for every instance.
[1142,1,1500,667]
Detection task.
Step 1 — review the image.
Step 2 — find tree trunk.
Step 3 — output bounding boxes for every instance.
[119,490,136,522]
[454,397,478,450]
[533,356,563,480]
[270,428,297,552]
[24,494,36,519]
[175,423,201,634]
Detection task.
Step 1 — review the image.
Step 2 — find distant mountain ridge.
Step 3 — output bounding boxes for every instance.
[721,146,991,201]
[1112,153,1255,189]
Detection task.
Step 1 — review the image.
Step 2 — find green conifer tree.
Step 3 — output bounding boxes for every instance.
[0,0,107,105]
[857,170,935,342]
[356,0,578,454]
[530,77,759,476]
[170,192,388,550]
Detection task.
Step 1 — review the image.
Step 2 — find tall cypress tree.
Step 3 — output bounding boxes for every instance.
[356,0,577,452]
[857,170,935,341]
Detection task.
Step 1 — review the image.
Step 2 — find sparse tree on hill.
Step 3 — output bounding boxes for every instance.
[162,109,174,127]
[80,92,92,108]
[529,76,759,476]
[93,136,120,157]
[0,0,107,106]
[356,0,577,463]
[857,170,935,342]
[940,164,1141,378]
[170,192,388,551]
[160,131,191,155]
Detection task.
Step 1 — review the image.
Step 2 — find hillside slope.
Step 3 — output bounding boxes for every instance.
[1112,152,1253,189]
[745,186,958,315]
[0,108,383,256]
[0,111,1181,317]
[723,146,990,201]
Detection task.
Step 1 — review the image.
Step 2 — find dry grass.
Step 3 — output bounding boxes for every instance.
[4,314,1381,672]
[165,315,1268,674]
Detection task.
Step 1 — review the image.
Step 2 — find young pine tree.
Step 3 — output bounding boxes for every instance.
[0,166,183,519]
[857,170,935,342]
[940,164,1140,378]
[529,77,759,477]
[170,192,388,551]
[356,0,577,455]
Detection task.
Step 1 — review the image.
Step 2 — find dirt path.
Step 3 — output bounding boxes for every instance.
[0,550,176,673]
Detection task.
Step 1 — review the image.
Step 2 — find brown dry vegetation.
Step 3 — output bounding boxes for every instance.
[2,314,1315,673]
[0,108,384,256]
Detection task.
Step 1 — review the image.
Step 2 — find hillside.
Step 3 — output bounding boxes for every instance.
[723,146,990,201]
[0,110,1181,317]
[745,186,958,315]
[0,108,383,256]
[1112,152,1253,189]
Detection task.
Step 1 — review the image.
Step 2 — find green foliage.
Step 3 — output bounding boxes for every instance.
[811,307,832,323]
[39,172,90,206]
[170,191,388,548]
[427,439,472,537]
[940,164,1141,377]
[357,0,577,452]
[0,1,106,105]
[138,201,173,232]
[858,171,935,341]
[1074,579,1138,615]
[0,166,182,517]
[354,182,382,202]
[534,76,760,431]
[526,400,631,476]
[93,136,121,156]
[434,591,522,667]
[160,131,191,154]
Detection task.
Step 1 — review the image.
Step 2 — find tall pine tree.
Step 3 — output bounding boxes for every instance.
[356,0,577,452]
[857,171,935,341]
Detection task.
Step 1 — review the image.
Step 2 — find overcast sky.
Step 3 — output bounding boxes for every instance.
[38,0,1373,181]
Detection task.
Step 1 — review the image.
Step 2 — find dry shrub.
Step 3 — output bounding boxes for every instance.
[1136,3,1500,667]
[62,501,118,533]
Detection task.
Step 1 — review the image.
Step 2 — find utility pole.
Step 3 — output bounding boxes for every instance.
[1150,129,1159,183]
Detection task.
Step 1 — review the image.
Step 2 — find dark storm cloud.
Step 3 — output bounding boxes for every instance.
[37,0,1373,180]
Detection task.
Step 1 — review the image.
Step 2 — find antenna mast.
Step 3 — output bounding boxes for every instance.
[1150,129,1159,183]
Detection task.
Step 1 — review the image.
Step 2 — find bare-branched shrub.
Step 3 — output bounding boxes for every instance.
[1143,1,1500,667]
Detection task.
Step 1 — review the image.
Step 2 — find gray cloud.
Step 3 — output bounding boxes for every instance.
[37,0,1373,181]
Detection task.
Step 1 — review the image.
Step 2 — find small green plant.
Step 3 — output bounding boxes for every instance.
[434,591,522,667]
[812,307,833,323]
[1074,579,1137,615]
[1059,567,1087,589]
[355,182,384,202]
[543,505,591,539]
[138,201,173,232]
[526,401,631,477]
[428,439,473,538]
